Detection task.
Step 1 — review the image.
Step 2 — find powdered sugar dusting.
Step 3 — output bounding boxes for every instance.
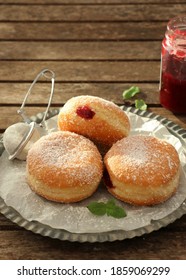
[119,136,149,167]
[27,131,103,187]
[58,95,130,147]
[106,135,180,185]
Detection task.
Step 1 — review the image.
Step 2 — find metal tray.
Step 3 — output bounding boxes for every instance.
[0,106,186,243]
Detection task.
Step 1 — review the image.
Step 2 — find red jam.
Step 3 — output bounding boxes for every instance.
[76,105,95,119]
[160,16,186,114]
[103,169,115,188]
[160,71,186,113]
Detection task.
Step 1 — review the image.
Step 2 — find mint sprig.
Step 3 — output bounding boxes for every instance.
[122,86,147,111]
[135,99,147,111]
[122,86,140,100]
[87,202,106,216]
[87,199,127,219]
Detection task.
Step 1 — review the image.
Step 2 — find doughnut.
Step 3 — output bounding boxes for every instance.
[58,95,130,150]
[104,135,180,206]
[26,131,103,203]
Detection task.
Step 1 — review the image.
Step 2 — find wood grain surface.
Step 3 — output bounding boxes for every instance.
[0,41,161,60]
[0,22,167,40]
[0,4,185,21]
[0,61,160,81]
[0,0,186,260]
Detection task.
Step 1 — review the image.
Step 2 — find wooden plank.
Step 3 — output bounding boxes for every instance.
[0,4,185,22]
[0,61,160,82]
[0,41,161,60]
[0,214,21,229]
[0,0,186,4]
[0,22,166,40]
[0,82,159,105]
[1,106,186,132]
[0,229,186,260]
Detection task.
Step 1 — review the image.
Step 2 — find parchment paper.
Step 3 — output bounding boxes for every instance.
[0,112,186,233]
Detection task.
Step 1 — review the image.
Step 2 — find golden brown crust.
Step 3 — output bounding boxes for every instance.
[26,131,103,203]
[58,95,130,148]
[104,135,180,206]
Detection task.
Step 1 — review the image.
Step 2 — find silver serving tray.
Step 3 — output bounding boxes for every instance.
[0,106,186,243]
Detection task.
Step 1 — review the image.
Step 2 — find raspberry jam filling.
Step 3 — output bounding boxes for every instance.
[76,105,95,119]
[103,168,115,188]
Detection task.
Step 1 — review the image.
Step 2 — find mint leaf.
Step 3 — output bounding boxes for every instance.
[105,199,116,216]
[122,86,140,100]
[106,199,115,208]
[87,199,127,219]
[135,99,147,111]
[106,200,127,218]
[107,205,127,218]
[87,202,106,216]
[122,86,148,112]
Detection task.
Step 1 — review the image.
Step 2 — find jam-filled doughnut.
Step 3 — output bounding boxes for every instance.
[26,131,103,203]
[104,135,180,206]
[58,95,130,150]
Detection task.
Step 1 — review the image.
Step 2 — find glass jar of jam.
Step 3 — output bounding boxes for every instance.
[160,15,186,114]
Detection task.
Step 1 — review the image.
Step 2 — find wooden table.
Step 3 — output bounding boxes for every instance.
[0,0,186,260]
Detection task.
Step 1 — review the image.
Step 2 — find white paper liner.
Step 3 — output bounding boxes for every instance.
[0,112,186,234]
